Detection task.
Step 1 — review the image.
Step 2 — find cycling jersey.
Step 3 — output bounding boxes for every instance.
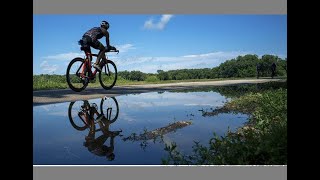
[84,27,107,41]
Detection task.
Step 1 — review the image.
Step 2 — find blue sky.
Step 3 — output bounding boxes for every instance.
[33,15,287,75]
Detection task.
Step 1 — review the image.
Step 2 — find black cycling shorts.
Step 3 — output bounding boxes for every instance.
[80,35,104,51]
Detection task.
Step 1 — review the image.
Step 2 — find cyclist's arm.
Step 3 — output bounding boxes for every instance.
[106,31,111,48]
[101,28,111,48]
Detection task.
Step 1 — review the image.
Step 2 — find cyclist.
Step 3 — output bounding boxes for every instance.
[79,20,117,71]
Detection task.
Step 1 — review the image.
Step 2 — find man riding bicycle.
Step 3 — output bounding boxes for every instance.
[79,20,117,71]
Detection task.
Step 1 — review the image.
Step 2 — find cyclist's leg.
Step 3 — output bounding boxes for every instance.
[80,36,92,77]
[91,40,105,65]
[85,128,95,141]
[81,36,93,60]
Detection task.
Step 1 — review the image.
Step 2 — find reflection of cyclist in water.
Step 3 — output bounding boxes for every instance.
[77,100,99,128]
[68,96,121,161]
[84,117,122,161]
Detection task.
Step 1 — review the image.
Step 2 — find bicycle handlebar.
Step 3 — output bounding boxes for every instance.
[106,49,119,54]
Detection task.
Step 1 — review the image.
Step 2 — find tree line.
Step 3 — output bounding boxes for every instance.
[121,54,286,81]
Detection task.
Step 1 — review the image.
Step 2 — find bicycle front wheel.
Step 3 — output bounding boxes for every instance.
[100,96,119,123]
[66,58,88,92]
[99,60,117,90]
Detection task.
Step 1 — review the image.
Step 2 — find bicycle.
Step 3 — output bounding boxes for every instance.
[66,47,119,92]
[68,96,119,131]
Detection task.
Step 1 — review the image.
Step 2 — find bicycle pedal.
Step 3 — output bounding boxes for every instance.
[82,78,89,84]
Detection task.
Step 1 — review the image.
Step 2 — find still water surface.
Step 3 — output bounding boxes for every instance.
[33,89,249,165]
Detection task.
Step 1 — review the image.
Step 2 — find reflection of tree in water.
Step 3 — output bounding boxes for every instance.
[198,107,231,117]
[122,121,192,151]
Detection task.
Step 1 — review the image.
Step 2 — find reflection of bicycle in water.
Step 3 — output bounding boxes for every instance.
[68,96,122,161]
[68,96,119,130]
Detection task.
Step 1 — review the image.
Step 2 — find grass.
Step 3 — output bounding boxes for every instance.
[33,76,287,91]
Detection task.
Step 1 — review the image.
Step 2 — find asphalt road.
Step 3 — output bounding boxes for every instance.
[33,79,284,106]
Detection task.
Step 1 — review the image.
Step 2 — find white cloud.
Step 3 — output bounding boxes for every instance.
[41,43,135,62]
[143,14,174,30]
[43,52,84,61]
[115,51,249,73]
[37,46,258,75]
[40,61,59,74]
[119,112,136,122]
[116,44,135,53]
[120,92,226,108]
[37,43,135,74]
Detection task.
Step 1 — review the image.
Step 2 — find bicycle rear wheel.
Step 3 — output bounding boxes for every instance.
[66,58,88,92]
[68,101,90,131]
[99,60,117,90]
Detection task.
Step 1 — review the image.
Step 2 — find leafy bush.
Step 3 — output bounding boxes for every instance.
[145,75,159,82]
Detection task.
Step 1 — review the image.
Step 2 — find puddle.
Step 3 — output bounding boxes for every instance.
[33,88,253,165]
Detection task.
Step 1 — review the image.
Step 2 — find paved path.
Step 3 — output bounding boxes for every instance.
[33,79,283,106]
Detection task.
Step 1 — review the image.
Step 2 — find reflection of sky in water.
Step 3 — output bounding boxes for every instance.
[33,91,248,165]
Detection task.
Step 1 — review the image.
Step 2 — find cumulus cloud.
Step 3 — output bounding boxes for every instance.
[40,61,59,74]
[143,14,174,30]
